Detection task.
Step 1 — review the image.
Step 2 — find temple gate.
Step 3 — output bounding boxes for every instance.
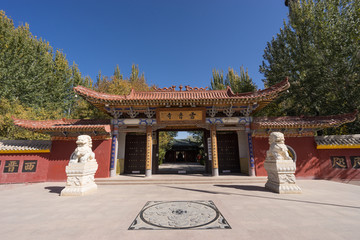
[11,78,357,180]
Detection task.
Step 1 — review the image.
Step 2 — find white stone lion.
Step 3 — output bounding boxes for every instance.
[266,132,291,161]
[69,135,96,163]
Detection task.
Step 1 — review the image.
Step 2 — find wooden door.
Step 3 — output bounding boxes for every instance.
[124,134,146,174]
[217,132,240,173]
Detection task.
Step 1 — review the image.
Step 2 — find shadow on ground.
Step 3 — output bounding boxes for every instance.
[162,185,360,210]
[45,186,64,195]
[214,184,267,192]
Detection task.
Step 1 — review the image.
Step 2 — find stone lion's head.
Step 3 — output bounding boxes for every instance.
[269,132,285,145]
[76,135,92,148]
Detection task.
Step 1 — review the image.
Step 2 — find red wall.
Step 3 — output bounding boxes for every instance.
[0,153,50,183]
[253,136,360,180]
[317,149,360,180]
[47,139,111,181]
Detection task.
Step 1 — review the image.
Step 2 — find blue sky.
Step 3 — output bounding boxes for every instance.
[2,0,289,89]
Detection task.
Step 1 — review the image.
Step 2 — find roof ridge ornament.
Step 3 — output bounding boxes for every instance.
[153,85,209,92]
[184,86,208,91]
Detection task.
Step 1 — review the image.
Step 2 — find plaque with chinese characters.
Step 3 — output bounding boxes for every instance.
[157,108,205,124]
[350,156,360,169]
[22,160,38,172]
[3,160,20,173]
[330,156,347,169]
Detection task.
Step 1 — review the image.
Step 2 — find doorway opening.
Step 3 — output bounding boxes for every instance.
[157,130,206,174]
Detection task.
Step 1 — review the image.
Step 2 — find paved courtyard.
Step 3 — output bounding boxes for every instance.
[1,178,359,240]
[158,162,205,174]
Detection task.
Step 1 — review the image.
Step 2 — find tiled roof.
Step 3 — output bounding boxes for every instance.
[0,140,51,152]
[315,135,360,146]
[12,118,111,133]
[251,111,358,129]
[74,79,290,105]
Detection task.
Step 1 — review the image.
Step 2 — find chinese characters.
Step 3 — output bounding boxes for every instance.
[22,160,37,172]
[3,160,38,173]
[3,160,20,173]
[158,108,204,123]
[331,156,347,168]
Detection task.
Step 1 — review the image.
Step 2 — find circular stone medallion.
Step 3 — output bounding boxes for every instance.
[140,201,219,229]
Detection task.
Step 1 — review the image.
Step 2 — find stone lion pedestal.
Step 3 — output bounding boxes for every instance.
[61,135,98,196]
[264,132,302,194]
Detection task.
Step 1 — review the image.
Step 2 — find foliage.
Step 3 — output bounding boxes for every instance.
[225,66,257,93]
[0,11,79,113]
[71,64,152,119]
[210,69,225,90]
[0,11,90,139]
[0,11,154,138]
[187,131,204,144]
[187,131,205,165]
[210,67,257,93]
[0,98,60,140]
[259,0,360,134]
[158,131,177,165]
[96,64,151,94]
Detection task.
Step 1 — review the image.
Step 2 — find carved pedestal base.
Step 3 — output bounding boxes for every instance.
[61,162,98,196]
[264,160,302,194]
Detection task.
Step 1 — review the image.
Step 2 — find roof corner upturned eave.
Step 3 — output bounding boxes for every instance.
[73,78,290,109]
[251,110,358,130]
[12,117,111,136]
[74,85,127,104]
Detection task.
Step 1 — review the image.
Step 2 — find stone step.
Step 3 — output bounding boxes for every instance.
[95,175,267,185]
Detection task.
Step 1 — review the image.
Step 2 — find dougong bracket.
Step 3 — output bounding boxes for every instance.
[127,107,139,118]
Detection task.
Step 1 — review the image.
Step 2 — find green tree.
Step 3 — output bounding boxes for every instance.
[210,69,225,90]
[96,64,150,94]
[260,0,360,133]
[79,64,153,119]
[225,66,257,93]
[211,67,257,93]
[187,131,203,144]
[129,64,148,91]
[158,131,177,165]
[113,64,123,80]
[0,98,62,140]
[0,11,92,138]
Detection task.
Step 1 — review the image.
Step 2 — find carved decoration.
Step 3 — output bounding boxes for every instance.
[144,107,155,118]
[223,105,235,117]
[69,135,96,163]
[129,201,230,230]
[153,86,176,91]
[61,135,98,196]
[185,86,208,91]
[127,107,139,118]
[153,86,209,91]
[240,104,258,117]
[207,106,218,118]
[264,132,301,194]
[108,107,122,119]
[266,132,291,161]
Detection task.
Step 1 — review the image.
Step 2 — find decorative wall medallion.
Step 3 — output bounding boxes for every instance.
[286,145,297,162]
[129,201,231,230]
